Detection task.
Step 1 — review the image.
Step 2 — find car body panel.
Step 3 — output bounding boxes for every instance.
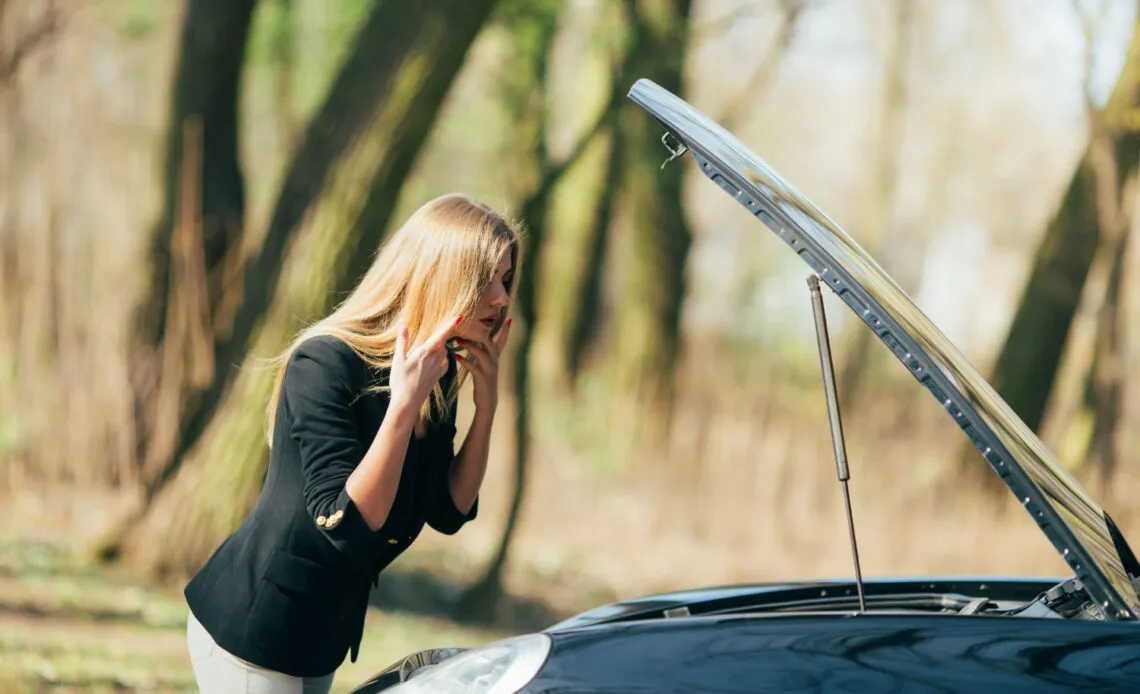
[625,78,1140,620]
[526,614,1140,693]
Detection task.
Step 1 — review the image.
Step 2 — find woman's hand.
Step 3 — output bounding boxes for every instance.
[389,316,463,413]
[455,318,511,413]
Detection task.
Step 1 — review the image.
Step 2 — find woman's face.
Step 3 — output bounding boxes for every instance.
[458,252,513,341]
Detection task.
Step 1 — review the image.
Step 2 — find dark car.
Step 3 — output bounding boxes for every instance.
[348,79,1140,693]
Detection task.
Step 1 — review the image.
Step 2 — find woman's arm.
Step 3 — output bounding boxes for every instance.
[286,336,421,535]
[446,319,512,516]
[289,321,461,553]
[347,319,462,530]
[344,397,419,531]
[448,406,494,514]
[284,336,399,559]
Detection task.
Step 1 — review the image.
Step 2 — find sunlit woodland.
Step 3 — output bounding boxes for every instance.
[3,0,1140,690]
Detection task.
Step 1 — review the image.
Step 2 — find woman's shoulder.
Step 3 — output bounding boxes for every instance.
[287,333,371,384]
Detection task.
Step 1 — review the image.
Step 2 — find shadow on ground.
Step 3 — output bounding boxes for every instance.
[368,567,571,633]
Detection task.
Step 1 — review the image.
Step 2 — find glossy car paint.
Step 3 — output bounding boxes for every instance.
[526,614,1140,693]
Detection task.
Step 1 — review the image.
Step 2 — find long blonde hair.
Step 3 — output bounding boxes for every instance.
[265,193,523,443]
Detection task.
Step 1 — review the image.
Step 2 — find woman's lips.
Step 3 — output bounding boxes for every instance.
[479,317,496,328]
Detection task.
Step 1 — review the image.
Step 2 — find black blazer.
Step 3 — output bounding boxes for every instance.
[184,334,477,678]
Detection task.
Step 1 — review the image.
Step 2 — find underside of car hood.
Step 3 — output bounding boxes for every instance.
[625,79,1140,620]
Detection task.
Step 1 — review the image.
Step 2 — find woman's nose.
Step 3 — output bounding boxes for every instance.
[489,283,510,307]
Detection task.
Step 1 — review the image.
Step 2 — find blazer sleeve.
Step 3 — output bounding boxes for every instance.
[281,336,381,558]
[425,362,479,536]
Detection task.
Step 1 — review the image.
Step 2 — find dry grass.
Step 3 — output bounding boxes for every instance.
[0,537,510,693]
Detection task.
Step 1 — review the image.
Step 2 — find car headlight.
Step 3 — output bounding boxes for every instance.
[388,633,551,694]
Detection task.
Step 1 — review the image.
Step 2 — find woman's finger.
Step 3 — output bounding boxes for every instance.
[394,324,408,363]
[493,318,512,353]
[424,315,464,353]
[457,338,495,366]
[455,352,485,376]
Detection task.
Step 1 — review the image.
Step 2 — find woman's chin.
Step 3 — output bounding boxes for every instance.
[456,327,491,342]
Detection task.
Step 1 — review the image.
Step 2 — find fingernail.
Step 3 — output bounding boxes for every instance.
[507,318,513,326]
[456,315,464,323]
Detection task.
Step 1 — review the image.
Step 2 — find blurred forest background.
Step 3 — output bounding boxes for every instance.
[4,0,1140,690]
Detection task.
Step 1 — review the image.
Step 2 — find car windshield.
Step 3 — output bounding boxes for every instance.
[628,79,1140,620]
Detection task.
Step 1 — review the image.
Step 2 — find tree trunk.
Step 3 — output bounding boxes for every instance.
[1085,218,1128,491]
[456,0,564,624]
[0,0,63,87]
[457,189,547,623]
[606,0,693,415]
[130,0,258,486]
[564,125,622,384]
[987,141,1140,435]
[978,9,1140,492]
[272,0,301,148]
[138,0,256,346]
[553,3,646,389]
[836,0,911,410]
[100,0,498,571]
[989,151,1102,436]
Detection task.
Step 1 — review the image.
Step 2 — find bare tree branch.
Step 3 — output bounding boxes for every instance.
[691,0,769,41]
[1071,0,1104,117]
[0,1,63,85]
[717,0,814,129]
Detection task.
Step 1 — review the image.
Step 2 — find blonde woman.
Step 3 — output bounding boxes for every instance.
[183,193,520,693]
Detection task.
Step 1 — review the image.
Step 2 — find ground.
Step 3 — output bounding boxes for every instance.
[0,538,510,693]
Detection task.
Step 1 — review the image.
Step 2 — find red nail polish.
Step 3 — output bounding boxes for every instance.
[456,315,464,323]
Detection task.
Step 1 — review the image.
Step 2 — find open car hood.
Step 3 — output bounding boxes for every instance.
[627,79,1140,620]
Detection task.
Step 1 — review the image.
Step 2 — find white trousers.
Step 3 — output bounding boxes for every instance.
[186,609,336,694]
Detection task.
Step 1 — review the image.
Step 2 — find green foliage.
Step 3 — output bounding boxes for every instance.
[0,412,19,460]
[245,0,294,67]
[495,0,563,49]
[114,0,162,39]
[0,357,19,459]
[246,0,373,67]
[0,539,507,693]
[492,0,563,112]
[245,0,377,122]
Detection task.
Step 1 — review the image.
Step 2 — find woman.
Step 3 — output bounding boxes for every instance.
[183,193,521,693]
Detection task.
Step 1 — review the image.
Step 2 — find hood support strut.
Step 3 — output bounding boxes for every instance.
[808,275,866,613]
